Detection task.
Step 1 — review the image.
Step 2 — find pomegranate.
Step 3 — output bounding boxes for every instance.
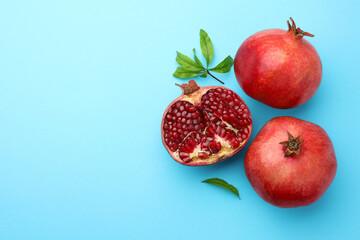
[234,18,322,109]
[161,80,252,166]
[245,116,337,208]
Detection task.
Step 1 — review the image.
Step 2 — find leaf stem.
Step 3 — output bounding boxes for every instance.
[207,70,224,84]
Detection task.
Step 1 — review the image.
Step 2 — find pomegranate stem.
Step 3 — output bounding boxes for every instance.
[287,17,314,39]
[207,70,224,84]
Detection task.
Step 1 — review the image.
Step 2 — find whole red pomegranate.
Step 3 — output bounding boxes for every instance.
[234,18,322,109]
[161,80,252,166]
[245,116,337,208]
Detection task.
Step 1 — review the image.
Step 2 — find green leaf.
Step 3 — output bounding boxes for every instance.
[200,29,214,68]
[176,51,204,71]
[209,56,234,73]
[202,178,240,199]
[173,67,203,79]
[193,48,204,68]
[200,71,207,78]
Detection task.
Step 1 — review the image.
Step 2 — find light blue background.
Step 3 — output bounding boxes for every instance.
[1,0,359,239]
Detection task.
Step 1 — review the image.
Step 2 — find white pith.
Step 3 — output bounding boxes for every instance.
[172,126,251,165]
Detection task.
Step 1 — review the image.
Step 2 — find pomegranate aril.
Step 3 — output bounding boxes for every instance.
[243,127,249,134]
[190,139,198,148]
[219,128,226,138]
[188,106,196,112]
[192,113,199,119]
[225,131,236,140]
[231,139,240,148]
[179,152,190,158]
[206,128,215,136]
[198,152,208,159]
[209,141,221,153]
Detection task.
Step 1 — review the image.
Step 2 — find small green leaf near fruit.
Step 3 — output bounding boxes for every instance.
[202,178,240,199]
[173,29,234,84]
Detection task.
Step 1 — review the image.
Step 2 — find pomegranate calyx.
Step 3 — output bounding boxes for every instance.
[279,131,304,157]
[287,17,314,39]
[175,80,200,95]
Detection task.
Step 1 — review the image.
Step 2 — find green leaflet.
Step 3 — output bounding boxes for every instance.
[172,67,203,79]
[200,29,214,68]
[176,51,204,71]
[209,55,234,73]
[173,29,233,84]
[193,48,204,68]
[202,178,240,199]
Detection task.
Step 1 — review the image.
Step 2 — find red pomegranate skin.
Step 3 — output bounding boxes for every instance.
[234,24,322,109]
[245,116,337,208]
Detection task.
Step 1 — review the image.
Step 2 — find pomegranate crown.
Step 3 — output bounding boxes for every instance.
[175,80,200,95]
[287,17,314,39]
[279,131,304,157]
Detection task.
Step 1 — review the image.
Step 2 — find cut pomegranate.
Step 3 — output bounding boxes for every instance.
[161,80,252,166]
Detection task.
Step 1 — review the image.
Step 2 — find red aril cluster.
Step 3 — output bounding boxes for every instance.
[162,80,252,166]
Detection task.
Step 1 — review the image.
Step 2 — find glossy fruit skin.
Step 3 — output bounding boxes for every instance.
[161,80,252,166]
[245,116,337,208]
[234,29,322,109]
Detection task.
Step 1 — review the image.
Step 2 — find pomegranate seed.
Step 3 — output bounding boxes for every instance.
[179,152,190,158]
[198,152,208,159]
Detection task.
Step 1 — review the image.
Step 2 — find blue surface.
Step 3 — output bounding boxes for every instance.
[0,0,359,239]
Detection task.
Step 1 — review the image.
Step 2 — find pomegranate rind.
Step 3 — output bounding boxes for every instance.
[245,116,337,207]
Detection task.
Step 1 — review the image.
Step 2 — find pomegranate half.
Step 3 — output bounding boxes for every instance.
[234,18,322,109]
[161,80,252,166]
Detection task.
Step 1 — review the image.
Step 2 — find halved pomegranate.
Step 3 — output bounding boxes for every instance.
[161,80,252,166]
